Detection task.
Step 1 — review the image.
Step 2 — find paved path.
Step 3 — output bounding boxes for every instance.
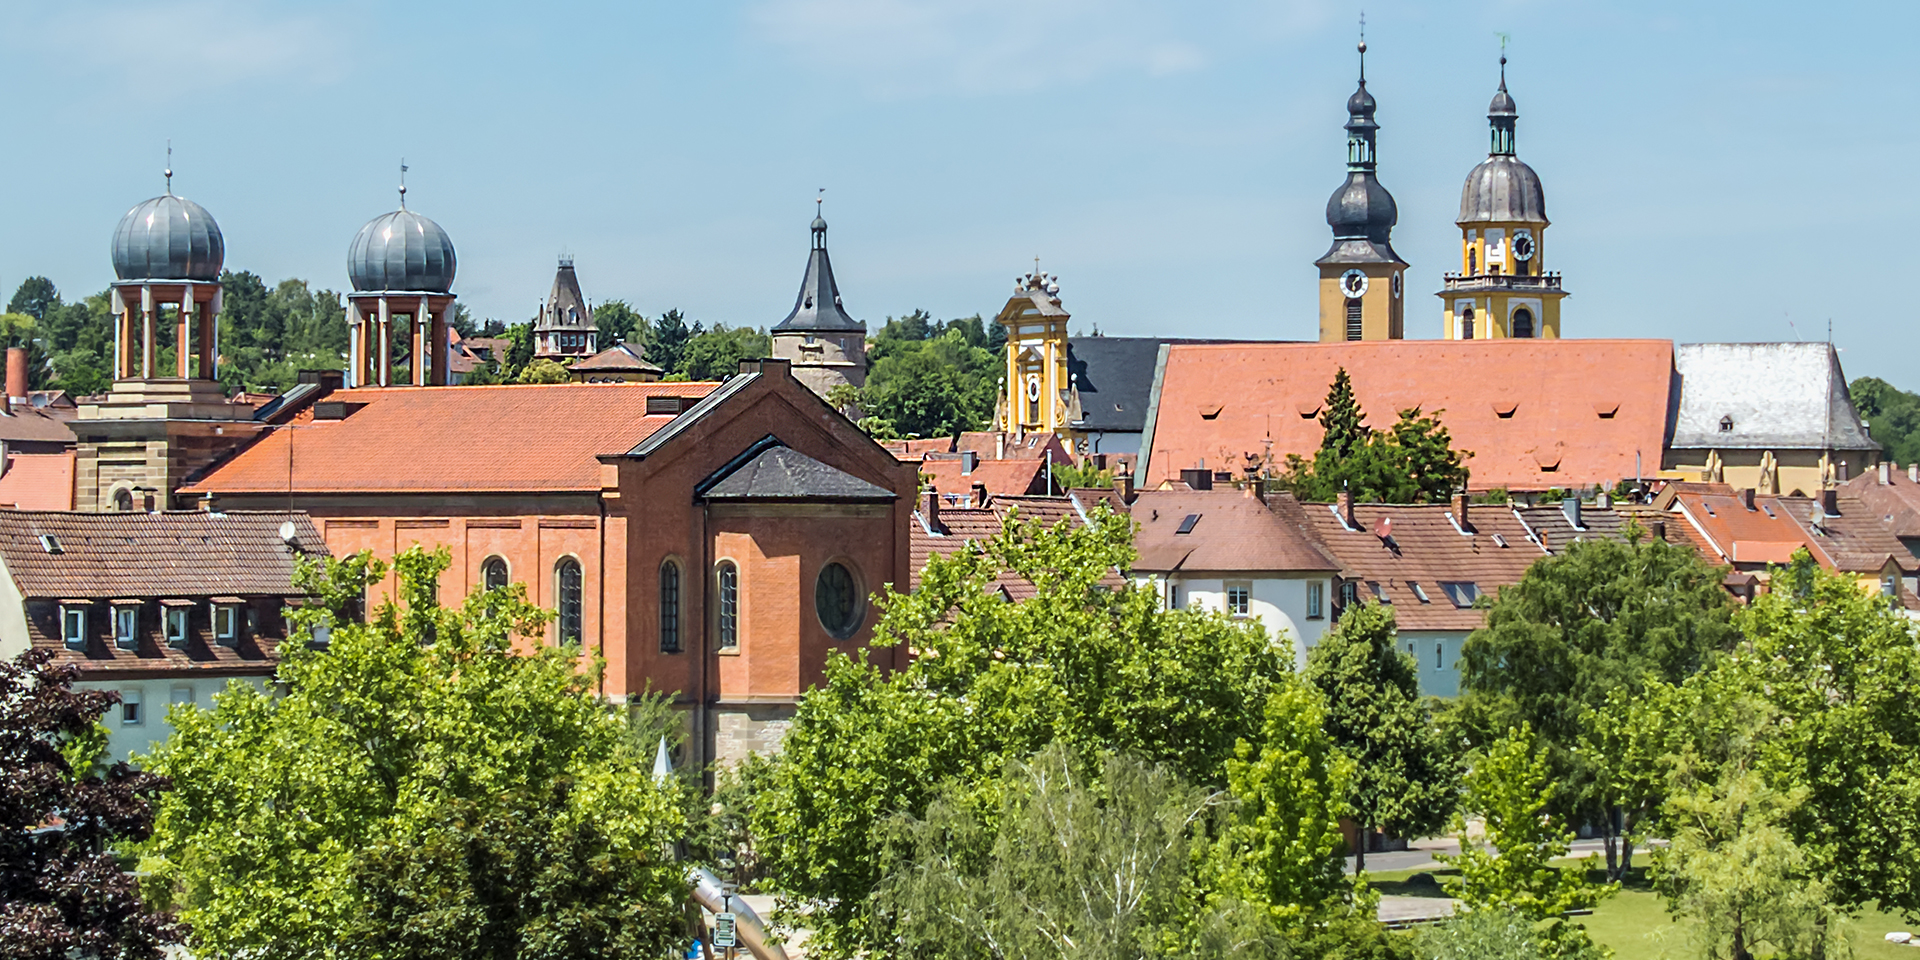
[1347,837,1634,875]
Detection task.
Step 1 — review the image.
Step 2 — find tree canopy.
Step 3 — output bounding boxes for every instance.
[1273,368,1470,503]
[0,649,180,960]
[138,548,685,960]
[1851,376,1920,468]
[851,310,1001,438]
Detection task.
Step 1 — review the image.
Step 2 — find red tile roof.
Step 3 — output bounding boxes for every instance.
[880,437,956,461]
[1131,489,1338,573]
[1670,489,1837,570]
[955,431,1071,462]
[1142,339,1675,493]
[0,452,73,510]
[1302,500,1547,631]
[0,406,76,444]
[182,382,720,495]
[919,457,1050,501]
[910,494,1115,600]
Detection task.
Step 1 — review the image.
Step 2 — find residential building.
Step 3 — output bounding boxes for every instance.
[1129,487,1340,668]
[1303,492,1546,697]
[1441,58,1566,341]
[0,509,327,761]
[1840,461,1920,568]
[533,256,597,361]
[0,348,77,510]
[1663,343,1879,495]
[910,488,1120,601]
[1658,482,1916,604]
[180,360,916,766]
[769,207,866,413]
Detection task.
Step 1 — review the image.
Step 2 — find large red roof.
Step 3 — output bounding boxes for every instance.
[182,383,719,496]
[1142,339,1675,493]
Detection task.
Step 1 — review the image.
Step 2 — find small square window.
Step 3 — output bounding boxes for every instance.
[62,606,87,651]
[113,605,139,651]
[171,685,195,706]
[165,607,189,648]
[121,689,143,726]
[1225,584,1251,617]
[213,604,240,646]
[1306,581,1324,620]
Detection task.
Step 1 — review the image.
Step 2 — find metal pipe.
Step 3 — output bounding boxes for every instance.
[687,866,789,960]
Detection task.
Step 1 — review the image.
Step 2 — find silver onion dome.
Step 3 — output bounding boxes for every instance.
[347,208,456,293]
[111,194,225,282]
[1458,156,1547,224]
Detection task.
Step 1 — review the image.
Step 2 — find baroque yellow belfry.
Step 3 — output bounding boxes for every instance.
[1317,40,1407,342]
[1440,57,1567,339]
[995,268,1076,437]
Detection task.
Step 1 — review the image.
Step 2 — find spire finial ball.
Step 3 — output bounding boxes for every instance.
[1358,40,1367,54]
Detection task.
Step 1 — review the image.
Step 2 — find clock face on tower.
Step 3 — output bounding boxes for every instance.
[1512,232,1535,262]
[1339,269,1369,298]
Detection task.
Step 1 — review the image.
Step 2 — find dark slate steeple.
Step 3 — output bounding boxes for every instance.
[774,204,863,334]
[1318,39,1403,265]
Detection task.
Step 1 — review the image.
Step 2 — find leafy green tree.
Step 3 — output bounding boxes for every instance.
[1051,460,1113,491]
[592,300,647,350]
[0,648,181,960]
[878,742,1280,960]
[1850,376,1920,469]
[1304,604,1454,872]
[1273,370,1470,503]
[676,323,769,380]
[138,548,685,960]
[1414,908,1559,960]
[1318,367,1367,462]
[1438,725,1612,953]
[7,277,58,320]
[1732,551,1920,916]
[858,324,998,439]
[649,309,693,373]
[518,358,572,384]
[1455,531,1739,878]
[753,507,1293,956]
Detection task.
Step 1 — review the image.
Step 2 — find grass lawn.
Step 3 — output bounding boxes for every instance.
[1367,861,1920,960]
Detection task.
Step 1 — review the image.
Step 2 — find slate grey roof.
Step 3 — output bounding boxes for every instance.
[773,218,864,333]
[1458,155,1547,224]
[1069,337,1252,433]
[700,444,894,502]
[1669,342,1878,452]
[535,258,594,333]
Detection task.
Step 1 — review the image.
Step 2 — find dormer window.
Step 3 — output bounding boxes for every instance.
[61,603,87,651]
[164,602,191,649]
[1720,416,1734,432]
[212,601,242,647]
[112,602,140,651]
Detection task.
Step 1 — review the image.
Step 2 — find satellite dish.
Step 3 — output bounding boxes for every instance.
[278,520,297,544]
[1374,516,1393,539]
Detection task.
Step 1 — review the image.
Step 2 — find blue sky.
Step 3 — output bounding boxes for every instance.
[1,1,1914,383]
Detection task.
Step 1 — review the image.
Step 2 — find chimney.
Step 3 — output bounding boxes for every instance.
[1651,519,1667,542]
[5,347,25,412]
[1339,488,1356,530]
[1881,461,1893,485]
[1562,495,1583,529]
[1910,463,1918,483]
[1113,466,1135,503]
[1540,528,1551,552]
[1739,488,1756,511]
[1179,468,1212,491]
[960,451,978,475]
[142,491,157,513]
[995,433,1006,460]
[971,481,988,508]
[923,488,941,532]
[1821,488,1839,518]
[1452,491,1472,532]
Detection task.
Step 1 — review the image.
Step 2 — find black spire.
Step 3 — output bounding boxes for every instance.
[1345,40,1378,171]
[1488,55,1518,156]
[774,204,863,333]
[1321,37,1399,251]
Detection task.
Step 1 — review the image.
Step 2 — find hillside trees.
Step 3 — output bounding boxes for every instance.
[0,649,180,960]
[139,548,685,960]
[851,311,1001,438]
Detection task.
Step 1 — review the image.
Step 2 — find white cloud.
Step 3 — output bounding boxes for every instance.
[10,0,351,96]
[747,0,1324,96]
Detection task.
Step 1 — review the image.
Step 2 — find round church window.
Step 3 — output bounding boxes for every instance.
[815,562,862,639]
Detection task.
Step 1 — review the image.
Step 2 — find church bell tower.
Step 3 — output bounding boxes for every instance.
[1316,38,1408,342]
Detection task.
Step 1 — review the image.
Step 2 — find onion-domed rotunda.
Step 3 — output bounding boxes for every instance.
[1314,39,1408,343]
[106,172,228,382]
[1438,56,1568,341]
[344,178,460,388]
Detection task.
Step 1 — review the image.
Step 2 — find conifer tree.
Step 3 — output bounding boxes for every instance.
[1317,367,1368,461]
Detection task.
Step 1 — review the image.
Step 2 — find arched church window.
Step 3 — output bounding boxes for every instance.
[1345,299,1363,341]
[555,558,583,646]
[1467,247,1477,274]
[716,561,739,649]
[659,560,681,653]
[1512,308,1534,339]
[482,556,509,591]
[113,489,134,512]
[1461,307,1475,341]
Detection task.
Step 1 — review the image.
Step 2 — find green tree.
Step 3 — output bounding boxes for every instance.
[1414,908,1558,960]
[592,300,647,350]
[7,276,58,320]
[858,324,999,439]
[877,742,1279,960]
[1272,370,1470,504]
[1051,460,1113,491]
[1850,376,1920,469]
[138,548,685,960]
[676,323,769,380]
[1438,725,1612,954]
[1317,367,1367,462]
[1455,531,1739,878]
[649,310,693,373]
[1304,603,1455,872]
[518,358,572,384]
[753,506,1293,956]
[0,649,181,960]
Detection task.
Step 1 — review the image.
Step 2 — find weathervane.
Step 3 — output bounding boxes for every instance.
[164,140,173,194]
[1358,11,1367,80]
[1496,31,1510,78]
[399,159,409,209]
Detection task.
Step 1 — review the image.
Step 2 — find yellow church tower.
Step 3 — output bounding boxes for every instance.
[994,268,1075,437]
[1317,40,1408,342]
[1440,57,1567,339]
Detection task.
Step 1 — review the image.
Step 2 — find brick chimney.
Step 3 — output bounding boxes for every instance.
[971,481,988,507]
[5,347,25,413]
[1339,488,1356,530]
[1540,528,1551,552]
[1821,488,1839,518]
[142,490,157,513]
[1739,488,1756,511]
[1910,463,1918,483]
[923,488,941,532]
[1881,461,1893,485]
[1452,491,1472,532]
[995,432,1006,460]
[1113,465,1135,503]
